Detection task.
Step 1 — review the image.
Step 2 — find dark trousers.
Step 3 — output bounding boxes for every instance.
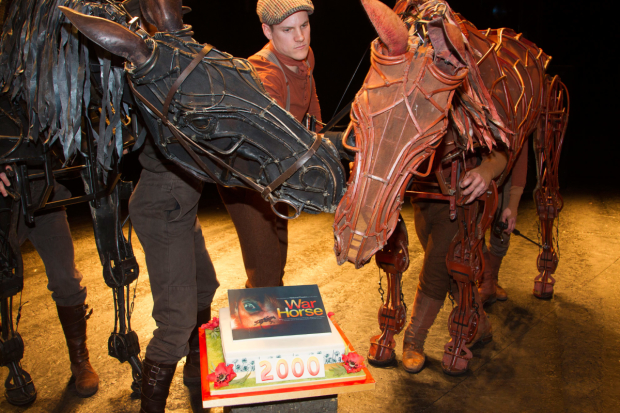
[129,170,219,364]
[217,186,287,288]
[413,201,459,301]
[17,181,86,307]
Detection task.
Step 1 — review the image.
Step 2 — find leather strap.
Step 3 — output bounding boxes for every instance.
[261,132,322,198]
[162,44,213,118]
[255,49,291,112]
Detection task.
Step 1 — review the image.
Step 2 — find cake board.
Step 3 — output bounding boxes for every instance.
[199,317,375,409]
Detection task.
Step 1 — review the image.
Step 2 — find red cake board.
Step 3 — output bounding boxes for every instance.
[199,318,375,408]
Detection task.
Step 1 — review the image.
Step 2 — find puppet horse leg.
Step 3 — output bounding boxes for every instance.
[0,299,36,406]
[442,186,497,375]
[441,268,478,375]
[368,217,409,367]
[533,76,569,299]
[0,184,37,406]
[441,274,491,375]
[83,174,142,396]
[533,190,558,299]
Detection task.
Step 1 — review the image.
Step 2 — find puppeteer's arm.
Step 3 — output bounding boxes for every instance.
[322,125,356,162]
[460,149,508,204]
[506,139,528,214]
[502,139,528,232]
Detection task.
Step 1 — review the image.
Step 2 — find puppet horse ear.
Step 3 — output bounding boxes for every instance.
[427,17,468,71]
[361,0,409,56]
[139,0,184,33]
[59,6,151,67]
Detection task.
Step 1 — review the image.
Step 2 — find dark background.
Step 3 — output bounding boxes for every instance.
[183,0,616,191]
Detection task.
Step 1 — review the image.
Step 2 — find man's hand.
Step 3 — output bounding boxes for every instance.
[0,166,13,197]
[500,207,517,234]
[460,149,508,204]
[460,169,491,204]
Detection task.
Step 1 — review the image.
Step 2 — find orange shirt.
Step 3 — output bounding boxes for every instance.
[248,42,322,123]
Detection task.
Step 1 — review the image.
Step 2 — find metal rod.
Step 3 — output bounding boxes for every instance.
[330,45,370,120]
[513,229,543,248]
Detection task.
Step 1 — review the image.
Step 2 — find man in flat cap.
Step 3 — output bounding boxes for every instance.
[218,0,321,289]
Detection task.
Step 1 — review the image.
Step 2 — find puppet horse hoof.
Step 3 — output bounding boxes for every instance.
[4,364,37,406]
[367,334,397,367]
[441,340,472,376]
[367,352,396,367]
[440,354,469,376]
[533,281,554,299]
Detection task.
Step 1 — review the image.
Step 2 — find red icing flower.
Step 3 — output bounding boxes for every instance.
[202,317,219,330]
[327,312,335,318]
[342,352,364,373]
[206,362,237,388]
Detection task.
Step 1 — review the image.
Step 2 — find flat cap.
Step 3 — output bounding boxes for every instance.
[257,0,314,25]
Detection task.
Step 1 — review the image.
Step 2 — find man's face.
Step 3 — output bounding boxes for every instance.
[262,11,311,61]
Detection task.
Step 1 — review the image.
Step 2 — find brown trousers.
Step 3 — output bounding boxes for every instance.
[217,186,287,288]
[17,180,86,307]
[129,169,219,364]
[413,200,459,301]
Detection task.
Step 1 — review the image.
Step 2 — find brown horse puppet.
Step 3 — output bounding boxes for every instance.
[333,0,568,374]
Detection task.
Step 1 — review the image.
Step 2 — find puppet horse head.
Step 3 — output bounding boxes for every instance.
[59,1,345,217]
[334,0,477,268]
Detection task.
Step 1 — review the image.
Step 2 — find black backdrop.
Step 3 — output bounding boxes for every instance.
[183,0,616,190]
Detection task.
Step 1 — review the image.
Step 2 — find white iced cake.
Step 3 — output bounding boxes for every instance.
[219,307,345,374]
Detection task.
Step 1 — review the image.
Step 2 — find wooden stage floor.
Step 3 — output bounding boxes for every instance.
[2,186,619,413]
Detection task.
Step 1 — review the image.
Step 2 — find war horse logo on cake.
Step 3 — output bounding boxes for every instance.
[228,285,331,340]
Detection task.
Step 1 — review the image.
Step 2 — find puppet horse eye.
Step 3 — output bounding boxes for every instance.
[243,301,260,313]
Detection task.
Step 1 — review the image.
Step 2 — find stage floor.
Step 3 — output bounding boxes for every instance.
[1,186,619,412]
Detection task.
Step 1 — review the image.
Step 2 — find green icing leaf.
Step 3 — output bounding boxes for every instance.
[232,371,252,386]
[327,365,347,377]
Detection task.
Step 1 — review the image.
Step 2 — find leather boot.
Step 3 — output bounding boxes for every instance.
[496,283,508,301]
[491,251,508,301]
[478,252,503,305]
[141,357,177,413]
[402,288,444,374]
[56,304,99,397]
[183,307,211,385]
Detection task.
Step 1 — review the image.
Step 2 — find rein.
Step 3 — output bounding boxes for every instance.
[128,43,323,219]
